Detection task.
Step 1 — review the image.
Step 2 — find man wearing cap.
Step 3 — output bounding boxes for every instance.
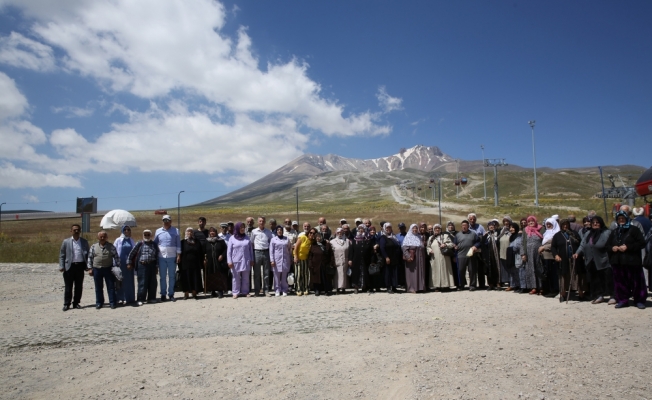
[251,216,273,296]
[284,219,298,246]
[154,215,181,302]
[127,229,160,306]
[219,223,232,242]
[354,218,363,228]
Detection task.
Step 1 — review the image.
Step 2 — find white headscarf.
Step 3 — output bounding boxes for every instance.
[542,218,560,245]
[401,223,423,248]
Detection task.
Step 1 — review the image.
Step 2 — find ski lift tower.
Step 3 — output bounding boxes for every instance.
[484,159,508,206]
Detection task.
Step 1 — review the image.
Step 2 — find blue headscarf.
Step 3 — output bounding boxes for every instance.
[615,211,631,229]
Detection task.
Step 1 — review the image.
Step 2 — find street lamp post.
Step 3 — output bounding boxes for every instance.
[528,120,539,207]
[0,202,5,232]
[456,159,460,199]
[481,144,486,201]
[177,191,185,229]
[484,159,508,206]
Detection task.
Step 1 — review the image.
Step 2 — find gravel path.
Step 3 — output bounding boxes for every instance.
[1,263,650,399]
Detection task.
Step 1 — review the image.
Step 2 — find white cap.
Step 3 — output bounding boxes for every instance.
[355,217,362,223]
[162,214,172,221]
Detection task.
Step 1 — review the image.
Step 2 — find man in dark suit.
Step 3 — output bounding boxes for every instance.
[59,224,90,311]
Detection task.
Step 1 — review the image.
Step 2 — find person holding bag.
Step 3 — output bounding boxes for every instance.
[427,224,456,291]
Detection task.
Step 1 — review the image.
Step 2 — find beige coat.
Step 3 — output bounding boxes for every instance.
[427,233,456,288]
[330,237,350,289]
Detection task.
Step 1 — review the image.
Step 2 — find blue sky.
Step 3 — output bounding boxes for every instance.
[0,0,650,212]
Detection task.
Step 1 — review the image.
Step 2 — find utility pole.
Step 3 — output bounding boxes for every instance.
[481,145,486,201]
[528,120,539,207]
[484,159,508,206]
[177,190,184,229]
[456,159,460,199]
[0,202,5,232]
[296,187,299,224]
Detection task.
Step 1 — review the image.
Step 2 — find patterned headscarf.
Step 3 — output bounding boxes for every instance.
[401,224,423,248]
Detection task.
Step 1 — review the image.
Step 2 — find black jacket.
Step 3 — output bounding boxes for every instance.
[608,226,645,266]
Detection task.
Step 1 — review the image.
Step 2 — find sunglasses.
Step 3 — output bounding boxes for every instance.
[144,234,151,237]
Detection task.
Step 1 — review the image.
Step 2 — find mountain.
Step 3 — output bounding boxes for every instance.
[198,145,646,206]
[200,145,463,204]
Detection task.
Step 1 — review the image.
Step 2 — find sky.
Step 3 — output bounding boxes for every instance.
[0,0,650,212]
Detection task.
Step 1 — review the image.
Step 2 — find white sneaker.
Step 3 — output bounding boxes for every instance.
[137,301,143,306]
[275,291,280,297]
[282,292,288,297]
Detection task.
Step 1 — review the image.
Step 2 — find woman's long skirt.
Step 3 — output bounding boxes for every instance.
[405,250,426,293]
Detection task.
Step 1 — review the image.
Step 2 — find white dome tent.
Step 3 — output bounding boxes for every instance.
[100,209,137,230]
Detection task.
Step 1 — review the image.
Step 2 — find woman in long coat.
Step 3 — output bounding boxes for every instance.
[481,221,501,290]
[521,216,545,295]
[330,228,351,293]
[506,223,524,292]
[608,211,647,309]
[308,230,334,296]
[379,223,401,293]
[204,227,228,298]
[179,227,205,300]
[426,224,455,290]
[348,225,373,293]
[551,219,585,302]
[574,216,613,304]
[227,222,255,299]
[270,225,292,296]
[401,224,426,294]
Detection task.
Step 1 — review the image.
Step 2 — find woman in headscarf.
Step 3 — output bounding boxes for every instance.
[540,217,560,295]
[506,223,524,293]
[426,224,455,291]
[574,216,613,304]
[521,216,545,295]
[446,221,460,288]
[481,220,501,291]
[114,225,136,305]
[402,224,426,294]
[227,222,255,299]
[179,227,205,300]
[379,223,401,293]
[307,230,334,296]
[498,216,514,289]
[551,219,586,302]
[608,211,647,309]
[330,227,351,294]
[269,225,292,297]
[204,227,228,298]
[367,226,384,293]
[348,224,373,293]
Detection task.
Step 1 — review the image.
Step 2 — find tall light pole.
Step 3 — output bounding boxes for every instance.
[528,120,539,207]
[481,144,486,201]
[177,190,184,229]
[0,202,5,232]
[456,159,460,199]
[484,159,508,206]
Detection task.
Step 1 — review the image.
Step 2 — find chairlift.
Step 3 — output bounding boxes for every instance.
[461,177,468,186]
[454,180,461,186]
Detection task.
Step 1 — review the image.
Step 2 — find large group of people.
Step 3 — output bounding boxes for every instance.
[58,206,652,311]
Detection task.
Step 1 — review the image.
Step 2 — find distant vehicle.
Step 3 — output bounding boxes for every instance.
[154,209,167,215]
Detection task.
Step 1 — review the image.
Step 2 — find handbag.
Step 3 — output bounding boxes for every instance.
[346,268,352,277]
[368,263,382,276]
[437,238,453,256]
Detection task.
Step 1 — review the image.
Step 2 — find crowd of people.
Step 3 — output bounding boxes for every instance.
[58,206,652,311]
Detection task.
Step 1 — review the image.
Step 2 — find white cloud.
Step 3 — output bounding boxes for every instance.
[22,194,39,203]
[0,162,81,188]
[377,86,403,113]
[8,0,389,137]
[0,72,28,119]
[47,102,308,181]
[0,31,56,71]
[0,0,401,189]
[52,105,94,118]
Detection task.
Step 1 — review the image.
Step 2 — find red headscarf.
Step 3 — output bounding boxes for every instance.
[524,216,543,238]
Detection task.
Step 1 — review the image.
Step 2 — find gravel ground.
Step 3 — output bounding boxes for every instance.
[1,263,650,400]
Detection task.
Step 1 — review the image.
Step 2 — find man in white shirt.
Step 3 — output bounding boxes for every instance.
[218,222,232,242]
[251,216,273,296]
[154,215,181,302]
